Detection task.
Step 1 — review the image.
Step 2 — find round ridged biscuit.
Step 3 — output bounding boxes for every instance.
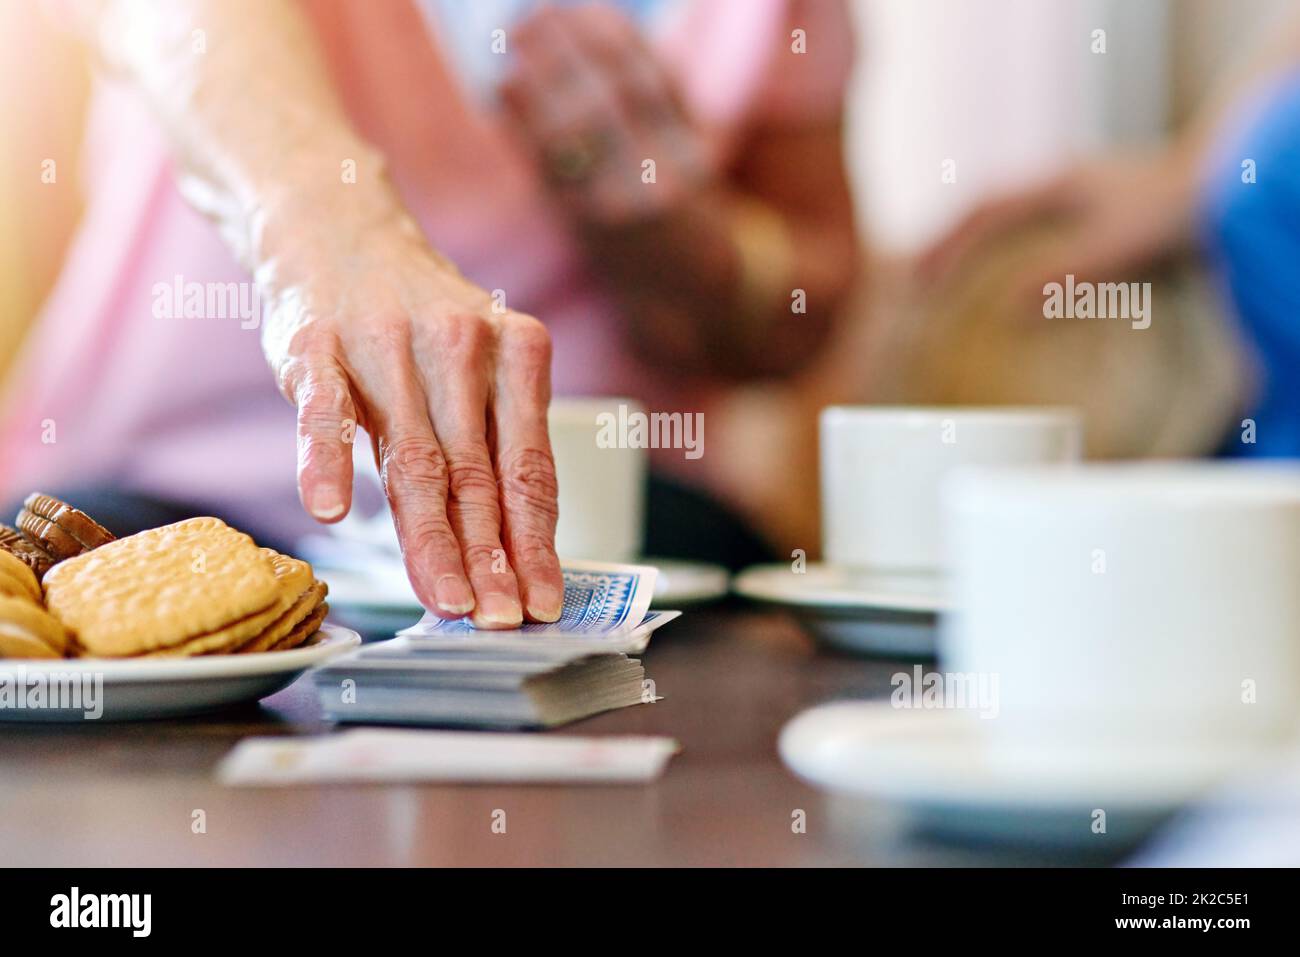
[0,576,36,604]
[0,595,68,658]
[22,493,115,551]
[0,549,41,603]
[42,518,280,657]
[236,579,327,654]
[145,551,315,658]
[0,628,63,659]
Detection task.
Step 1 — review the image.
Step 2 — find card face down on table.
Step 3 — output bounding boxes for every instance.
[313,562,681,729]
[219,729,679,786]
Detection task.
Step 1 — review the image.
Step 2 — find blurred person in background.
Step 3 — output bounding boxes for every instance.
[0,0,857,624]
[920,9,1300,459]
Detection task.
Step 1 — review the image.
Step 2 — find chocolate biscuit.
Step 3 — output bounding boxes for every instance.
[0,523,55,580]
[22,493,114,549]
[17,492,115,562]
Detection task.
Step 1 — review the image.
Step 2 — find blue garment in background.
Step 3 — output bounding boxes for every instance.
[1201,73,1300,458]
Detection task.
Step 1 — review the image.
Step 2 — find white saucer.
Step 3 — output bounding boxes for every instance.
[0,624,361,722]
[734,563,948,612]
[779,702,1248,846]
[733,563,948,657]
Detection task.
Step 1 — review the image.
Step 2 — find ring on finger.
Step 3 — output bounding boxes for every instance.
[542,128,613,184]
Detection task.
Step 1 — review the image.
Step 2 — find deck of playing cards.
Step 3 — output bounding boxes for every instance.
[312,562,680,729]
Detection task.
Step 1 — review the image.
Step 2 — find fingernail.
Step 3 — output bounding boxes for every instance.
[527,585,563,623]
[308,486,345,521]
[477,594,523,627]
[434,575,475,615]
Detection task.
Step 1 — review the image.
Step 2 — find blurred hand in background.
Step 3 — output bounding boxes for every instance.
[500,4,711,223]
[916,8,1300,310]
[917,148,1200,306]
[498,2,858,381]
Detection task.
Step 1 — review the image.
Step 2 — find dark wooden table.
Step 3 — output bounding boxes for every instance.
[0,605,1130,866]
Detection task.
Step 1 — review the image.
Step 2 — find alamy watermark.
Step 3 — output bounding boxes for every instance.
[1042,274,1151,330]
[50,887,151,937]
[0,666,103,719]
[152,274,264,330]
[891,665,999,719]
[596,403,704,460]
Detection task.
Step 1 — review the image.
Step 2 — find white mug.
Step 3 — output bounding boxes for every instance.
[549,397,647,562]
[329,397,646,563]
[819,406,1082,571]
[941,462,1300,751]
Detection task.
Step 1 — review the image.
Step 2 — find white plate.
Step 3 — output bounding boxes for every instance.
[733,563,945,656]
[0,624,361,722]
[308,541,728,614]
[779,702,1252,846]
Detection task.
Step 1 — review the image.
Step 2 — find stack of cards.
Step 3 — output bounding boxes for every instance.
[313,562,681,729]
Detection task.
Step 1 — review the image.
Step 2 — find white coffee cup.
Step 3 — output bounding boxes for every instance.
[941,461,1300,751]
[548,396,647,562]
[819,406,1082,571]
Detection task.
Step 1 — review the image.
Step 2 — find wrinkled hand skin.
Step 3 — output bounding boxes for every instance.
[258,194,564,630]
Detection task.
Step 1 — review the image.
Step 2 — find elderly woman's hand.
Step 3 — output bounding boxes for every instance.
[257,187,564,629]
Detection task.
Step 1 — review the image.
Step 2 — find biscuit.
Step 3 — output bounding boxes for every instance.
[144,550,317,658]
[21,493,115,551]
[236,579,327,654]
[42,517,279,657]
[0,595,69,658]
[0,549,42,603]
[0,524,54,580]
[268,601,328,652]
[263,549,315,603]
[141,599,288,658]
[17,511,84,561]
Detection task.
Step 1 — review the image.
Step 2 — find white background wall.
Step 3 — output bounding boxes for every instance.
[844,0,1171,253]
